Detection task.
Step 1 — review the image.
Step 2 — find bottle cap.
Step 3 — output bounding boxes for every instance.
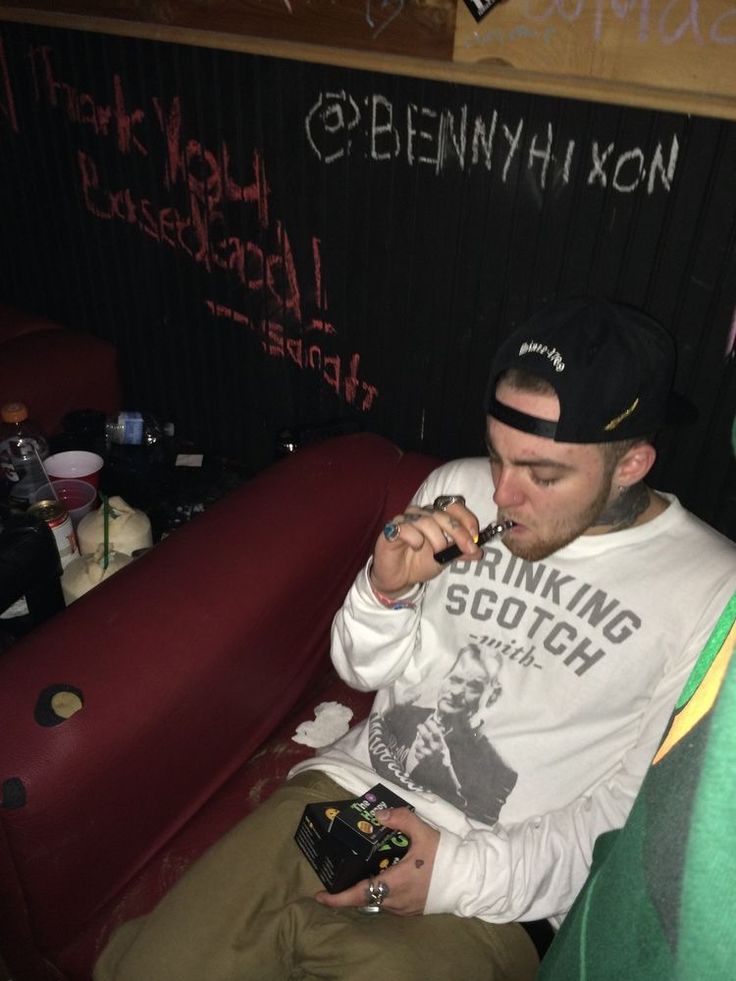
[1,402,29,423]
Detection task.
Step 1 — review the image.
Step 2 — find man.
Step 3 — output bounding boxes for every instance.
[95,298,735,981]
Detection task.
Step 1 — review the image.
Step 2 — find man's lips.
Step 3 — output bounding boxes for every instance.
[500,519,526,535]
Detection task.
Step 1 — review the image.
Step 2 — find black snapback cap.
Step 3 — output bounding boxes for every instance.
[487,297,687,444]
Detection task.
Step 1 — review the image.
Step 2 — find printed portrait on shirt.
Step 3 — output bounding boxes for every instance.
[368,643,518,824]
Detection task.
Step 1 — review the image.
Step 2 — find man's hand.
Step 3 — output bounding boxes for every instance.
[371,500,482,597]
[406,716,453,775]
[314,807,440,917]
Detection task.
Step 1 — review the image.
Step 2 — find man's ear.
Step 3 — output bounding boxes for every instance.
[615,441,657,487]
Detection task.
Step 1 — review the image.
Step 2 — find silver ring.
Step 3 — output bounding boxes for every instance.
[358,879,389,914]
[358,903,382,915]
[383,522,401,542]
[433,495,465,512]
[368,880,389,904]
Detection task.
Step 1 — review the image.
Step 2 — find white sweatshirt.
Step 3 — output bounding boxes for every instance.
[291,458,736,925]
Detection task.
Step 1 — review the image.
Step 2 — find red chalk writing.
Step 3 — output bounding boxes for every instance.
[206,300,378,410]
[12,39,378,412]
[153,96,270,227]
[28,45,147,153]
[0,37,18,134]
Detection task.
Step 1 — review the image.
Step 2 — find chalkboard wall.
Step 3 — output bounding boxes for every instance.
[1,19,735,536]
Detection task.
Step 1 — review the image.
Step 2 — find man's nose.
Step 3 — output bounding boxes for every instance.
[493,468,524,509]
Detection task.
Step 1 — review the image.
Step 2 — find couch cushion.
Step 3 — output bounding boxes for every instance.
[0,304,64,343]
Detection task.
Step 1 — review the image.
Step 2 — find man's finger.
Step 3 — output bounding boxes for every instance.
[314,878,372,909]
[376,806,422,834]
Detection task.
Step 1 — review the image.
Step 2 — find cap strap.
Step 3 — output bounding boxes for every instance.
[488,397,558,439]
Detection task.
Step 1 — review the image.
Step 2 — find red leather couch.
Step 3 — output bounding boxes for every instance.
[0,304,120,435]
[0,433,440,980]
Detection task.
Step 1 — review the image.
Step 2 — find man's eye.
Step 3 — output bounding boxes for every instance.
[531,473,558,487]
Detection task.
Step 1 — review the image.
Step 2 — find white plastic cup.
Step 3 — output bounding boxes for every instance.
[44,450,104,488]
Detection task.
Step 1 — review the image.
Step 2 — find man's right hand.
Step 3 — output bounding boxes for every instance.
[369,499,483,598]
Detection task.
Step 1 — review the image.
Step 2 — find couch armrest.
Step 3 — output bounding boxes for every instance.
[0,432,439,964]
[0,303,120,434]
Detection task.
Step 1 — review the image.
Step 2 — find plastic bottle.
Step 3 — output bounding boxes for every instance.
[105,411,175,447]
[0,402,51,507]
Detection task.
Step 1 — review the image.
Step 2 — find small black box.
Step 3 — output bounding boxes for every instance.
[294,784,412,893]
[329,784,413,860]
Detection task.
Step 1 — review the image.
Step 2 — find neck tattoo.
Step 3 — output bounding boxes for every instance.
[596,483,651,530]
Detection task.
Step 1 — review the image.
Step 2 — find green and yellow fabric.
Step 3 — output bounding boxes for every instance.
[540,592,736,981]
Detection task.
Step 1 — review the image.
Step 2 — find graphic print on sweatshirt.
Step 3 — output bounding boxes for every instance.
[368,644,518,824]
[446,546,644,676]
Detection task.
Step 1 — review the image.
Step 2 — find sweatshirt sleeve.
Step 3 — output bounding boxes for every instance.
[424,634,701,925]
[329,462,463,691]
[330,563,426,691]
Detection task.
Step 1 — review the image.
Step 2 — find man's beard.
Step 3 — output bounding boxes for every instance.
[503,478,614,562]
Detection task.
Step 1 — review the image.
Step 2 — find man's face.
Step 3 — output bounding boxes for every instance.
[437,651,492,718]
[487,380,617,562]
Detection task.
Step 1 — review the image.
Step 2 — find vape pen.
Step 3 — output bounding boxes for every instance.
[433,520,515,565]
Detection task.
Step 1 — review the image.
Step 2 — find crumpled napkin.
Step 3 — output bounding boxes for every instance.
[292,701,354,748]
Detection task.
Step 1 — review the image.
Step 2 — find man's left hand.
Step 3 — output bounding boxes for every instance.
[314,807,439,916]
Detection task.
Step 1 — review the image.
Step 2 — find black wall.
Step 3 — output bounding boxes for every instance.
[1,21,735,536]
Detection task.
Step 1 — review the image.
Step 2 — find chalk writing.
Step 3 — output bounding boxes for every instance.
[1,37,378,412]
[366,0,405,38]
[76,148,296,301]
[303,89,361,164]
[206,301,378,409]
[466,0,736,46]
[312,236,330,313]
[27,45,149,154]
[0,37,18,134]
[463,23,558,47]
[306,90,680,195]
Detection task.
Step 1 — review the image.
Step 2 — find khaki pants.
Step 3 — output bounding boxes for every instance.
[94,772,538,981]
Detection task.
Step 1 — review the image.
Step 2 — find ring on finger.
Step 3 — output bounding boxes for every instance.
[383,522,401,543]
[368,880,390,904]
[358,879,390,914]
[358,903,383,915]
[433,495,465,512]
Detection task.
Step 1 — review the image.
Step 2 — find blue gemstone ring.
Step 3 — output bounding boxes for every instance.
[383,522,401,542]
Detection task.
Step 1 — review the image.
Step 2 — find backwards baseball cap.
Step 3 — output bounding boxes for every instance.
[487,297,689,444]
